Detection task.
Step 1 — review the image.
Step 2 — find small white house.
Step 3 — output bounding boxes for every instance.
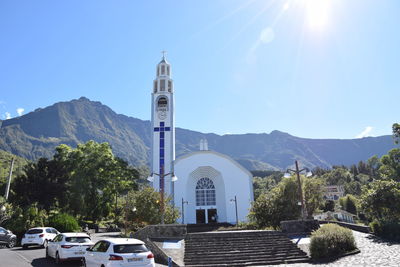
[314,209,356,224]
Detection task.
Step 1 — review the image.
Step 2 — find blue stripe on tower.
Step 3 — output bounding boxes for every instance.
[156,122,170,192]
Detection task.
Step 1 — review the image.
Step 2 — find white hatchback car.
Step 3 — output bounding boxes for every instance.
[46,233,94,264]
[21,227,59,249]
[84,238,155,267]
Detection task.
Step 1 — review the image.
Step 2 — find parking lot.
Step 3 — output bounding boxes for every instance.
[0,232,167,267]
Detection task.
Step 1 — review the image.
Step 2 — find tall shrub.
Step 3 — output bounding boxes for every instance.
[310,224,357,259]
[48,213,79,232]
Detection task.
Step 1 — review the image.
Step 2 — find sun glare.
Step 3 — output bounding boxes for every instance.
[305,0,331,30]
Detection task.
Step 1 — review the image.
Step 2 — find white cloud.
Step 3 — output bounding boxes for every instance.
[356,126,373,138]
[5,112,11,119]
[16,108,24,116]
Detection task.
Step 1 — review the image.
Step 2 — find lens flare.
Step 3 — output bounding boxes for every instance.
[306,0,331,30]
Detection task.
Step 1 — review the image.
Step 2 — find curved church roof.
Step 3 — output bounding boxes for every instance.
[174,150,253,178]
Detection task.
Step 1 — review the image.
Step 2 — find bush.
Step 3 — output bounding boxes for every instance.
[370,220,400,241]
[48,213,80,232]
[310,224,357,259]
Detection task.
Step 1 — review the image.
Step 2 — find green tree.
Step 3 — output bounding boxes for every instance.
[323,200,335,212]
[11,158,69,210]
[339,195,358,215]
[0,196,12,226]
[322,168,352,187]
[5,203,48,236]
[367,155,381,180]
[64,141,139,221]
[360,180,400,222]
[393,123,400,144]
[249,177,301,228]
[10,141,140,221]
[253,176,278,200]
[379,148,400,182]
[124,187,179,226]
[303,177,325,218]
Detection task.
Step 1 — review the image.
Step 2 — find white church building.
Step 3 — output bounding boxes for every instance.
[148,54,253,224]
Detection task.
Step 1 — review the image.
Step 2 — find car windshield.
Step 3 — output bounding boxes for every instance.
[65,237,91,243]
[27,229,43,234]
[113,244,148,254]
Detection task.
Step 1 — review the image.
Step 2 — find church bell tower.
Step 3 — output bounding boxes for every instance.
[150,52,176,198]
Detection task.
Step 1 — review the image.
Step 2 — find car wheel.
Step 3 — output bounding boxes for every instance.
[55,252,61,265]
[6,238,16,248]
[81,258,86,267]
[42,239,48,248]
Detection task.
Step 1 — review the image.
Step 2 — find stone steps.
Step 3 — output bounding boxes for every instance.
[185,246,305,255]
[184,230,310,266]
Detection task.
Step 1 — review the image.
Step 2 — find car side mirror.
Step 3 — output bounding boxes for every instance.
[86,247,91,251]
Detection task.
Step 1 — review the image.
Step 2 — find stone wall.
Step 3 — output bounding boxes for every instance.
[132,224,186,267]
[320,220,370,233]
[281,219,320,234]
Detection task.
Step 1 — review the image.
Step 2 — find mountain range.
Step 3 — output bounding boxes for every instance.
[0,97,396,171]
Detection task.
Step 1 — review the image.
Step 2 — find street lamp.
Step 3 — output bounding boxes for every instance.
[147,166,178,224]
[181,198,188,224]
[284,160,312,220]
[230,196,239,226]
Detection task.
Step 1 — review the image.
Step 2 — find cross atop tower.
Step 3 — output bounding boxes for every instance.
[161,50,167,60]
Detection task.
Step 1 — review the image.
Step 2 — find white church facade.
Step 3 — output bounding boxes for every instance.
[149,54,254,224]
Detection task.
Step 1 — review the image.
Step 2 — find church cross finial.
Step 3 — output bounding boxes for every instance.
[161,50,167,60]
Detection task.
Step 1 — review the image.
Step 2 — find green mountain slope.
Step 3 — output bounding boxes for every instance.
[0,97,396,170]
[0,149,28,194]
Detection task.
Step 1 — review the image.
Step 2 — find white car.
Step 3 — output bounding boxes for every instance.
[84,238,155,267]
[46,232,94,264]
[21,227,59,249]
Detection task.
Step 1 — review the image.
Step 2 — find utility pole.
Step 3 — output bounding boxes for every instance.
[295,161,307,220]
[284,161,312,220]
[4,158,15,200]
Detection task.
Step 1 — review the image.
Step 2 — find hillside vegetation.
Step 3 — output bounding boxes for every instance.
[0,97,396,170]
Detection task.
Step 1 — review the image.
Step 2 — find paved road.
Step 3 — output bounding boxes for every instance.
[0,232,167,267]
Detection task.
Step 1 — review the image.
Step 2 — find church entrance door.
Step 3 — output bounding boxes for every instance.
[207,209,217,223]
[196,208,218,224]
[196,209,206,224]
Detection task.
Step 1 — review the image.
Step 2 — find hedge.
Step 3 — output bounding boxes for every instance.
[310,223,357,259]
[370,220,400,241]
[48,213,80,232]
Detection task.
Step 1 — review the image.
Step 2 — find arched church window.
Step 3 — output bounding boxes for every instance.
[157,97,168,108]
[161,65,165,75]
[167,66,170,76]
[196,178,216,206]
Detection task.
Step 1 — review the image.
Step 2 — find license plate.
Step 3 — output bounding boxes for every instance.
[127,258,143,262]
[29,236,35,239]
[75,252,85,255]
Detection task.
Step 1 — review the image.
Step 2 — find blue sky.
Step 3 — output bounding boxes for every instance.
[0,0,399,139]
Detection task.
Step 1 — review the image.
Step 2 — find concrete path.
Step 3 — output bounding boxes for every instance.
[279,231,400,267]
